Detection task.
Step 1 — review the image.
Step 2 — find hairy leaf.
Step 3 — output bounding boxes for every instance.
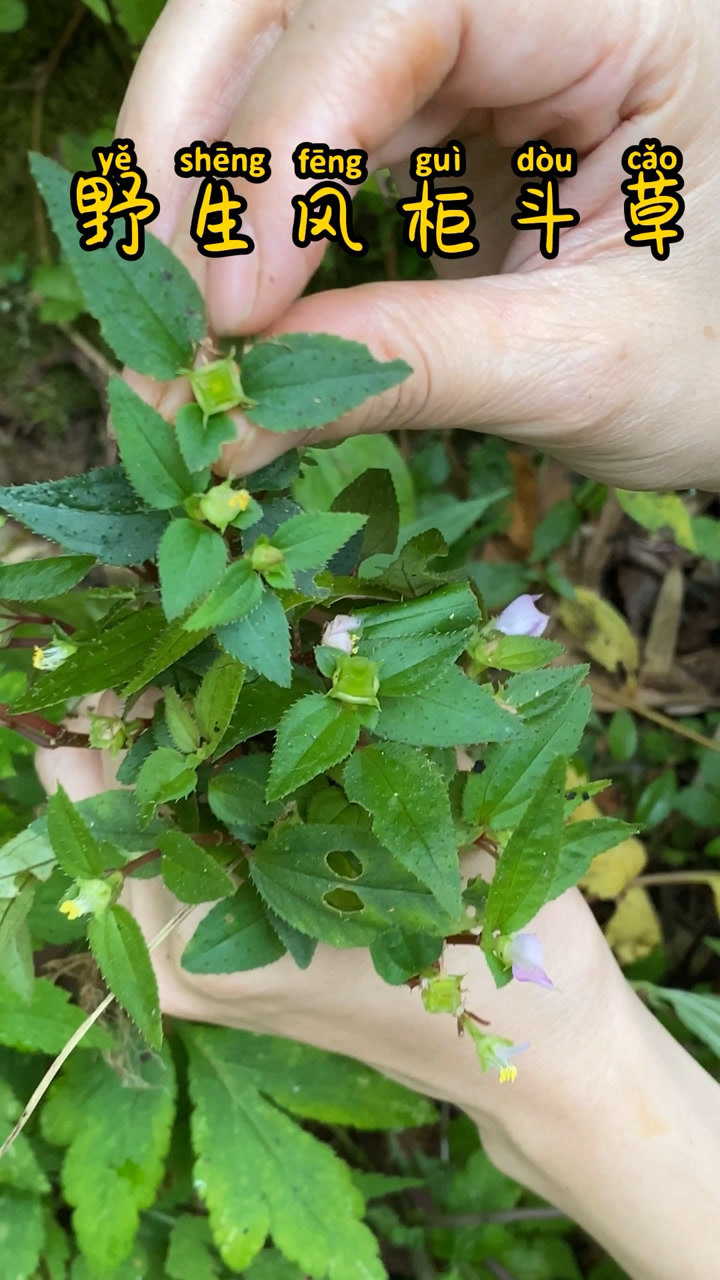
[108,378,195,509]
[158,520,227,621]
[217,587,291,688]
[88,904,162,1048]
[267,695,361,800]
[182,883,286,974]
[158,830,235,904]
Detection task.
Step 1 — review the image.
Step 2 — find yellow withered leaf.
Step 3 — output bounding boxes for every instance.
[605,888,662,964]
[558,586,639,677]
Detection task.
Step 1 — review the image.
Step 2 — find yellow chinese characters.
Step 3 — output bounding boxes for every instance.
[70,139,159,260]
[190,178,253,257]
[397,140,478,259]
[510,141,579,260]
[291,144,368,256]
[622,139,684,261]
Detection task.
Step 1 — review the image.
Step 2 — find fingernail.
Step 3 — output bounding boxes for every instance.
[207,217,259,335]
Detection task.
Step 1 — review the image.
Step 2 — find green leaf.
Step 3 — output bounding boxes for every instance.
[364,529,449,595]
[46,784,117,878]
[30,152,205,378]
[607,709,638,762]
[370,929,444,985]
[344,743,461,915]
[356,582,479,640]
[194,652,246,749]
[549,818,639,900]
[332,468,399,560]
[271,511,366,570]
[0,555,94,602]
[185,559,263,630]
[377,668,521,748]
[135,747,197,810]
[166,1215,223,1280]
[615,489,697,553]
[0,465,168,565]
[164,687,201,753]
[158,520,227,621]
[217,675,305,752]
[217,587,291,687]
[0,1077,49,1194]
[0,1193,44,1279]
[12,605,166,712]
[294,434,414,522]
[42,1049,175,1272]
[390,490,508,553]
[464,682,591,831]
[530,500,582,563]
[88,904,162,1048]
[108,378,195,509]
[267,695,361,800]
[643,985,720,1057]
[361,632,470,698]
[0,974,110,1052]
[484,634,564,672]
[245,1252,307,1280]
[121,616,211,697]
[208,762,283,842]
[175,403,237,471]
[242,332,411,433]
[634,770,677,828]
[182,1023,386,1276]
[182,883,286,975]
[250,824,450,947]
[483,760,565,946]
[158,830,235,903]
[266,909,317,970]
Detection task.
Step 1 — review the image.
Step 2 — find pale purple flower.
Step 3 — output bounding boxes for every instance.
[321,614,362,655]
[495,594,549,638]
[504,933,554,989]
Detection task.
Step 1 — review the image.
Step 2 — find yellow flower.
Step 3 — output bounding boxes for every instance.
[31,639,77,671]
[59,899,83,920]
[229,488,251,512]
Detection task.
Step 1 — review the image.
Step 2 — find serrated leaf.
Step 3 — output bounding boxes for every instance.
[344,744,461,915]
[643,985,720,1057]
[183,1023,386,1277]
[364,529,449,595]
[486,634,564,672]
[356,582,479,640]
[108,378,195,509]
[13,605,166,712]
[175,403,237,471]
[30,152,204,378]
[164,687,201,753]
[0,1077,50,1194]
[88,904,162,1048]
[121,616,211,696]
[217,587,291,688]
[217,675,306,752]
[184,559,262,630]
[242,332,410,433]
[42,1049,175,1272]
[166,1215,223,1280]
[0,555,94,602]
[361,631,469,698]
[265,909,317,970]
[250,824,450,947]
[267,695,361,800]
[463,683,591,831]
[483,760,565,947]
[194,653,246,749]
[158,520,227,621]
[182,883,286,975]
[0,465,168,565]
[0,974,110,1052]
[272,511,366,571]
[158,830,234,904]
[294,434,414,522]
[208,762,283,842]
[549,818,640,900]
[332,468,399,561]
[46,784,118,878]
[376,668,521,748]
[369,929,444,986]
[135,747,197,810]
[0,1193,44,1279]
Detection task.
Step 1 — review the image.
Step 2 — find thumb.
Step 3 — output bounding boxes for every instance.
[214,266,631,480]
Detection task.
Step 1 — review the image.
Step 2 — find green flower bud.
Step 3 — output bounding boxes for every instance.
[186,354,252,419]
[248,537,285,573]
[198,481,252,533]
[421,973,464,1016]
[88,714,130,755]
[328,654,380,707]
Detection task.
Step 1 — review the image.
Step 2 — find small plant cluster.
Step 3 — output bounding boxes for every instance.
[0,155,638,1278]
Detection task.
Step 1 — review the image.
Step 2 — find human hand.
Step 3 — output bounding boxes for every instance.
[118,0,720,489]
[34,697,630,1167]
